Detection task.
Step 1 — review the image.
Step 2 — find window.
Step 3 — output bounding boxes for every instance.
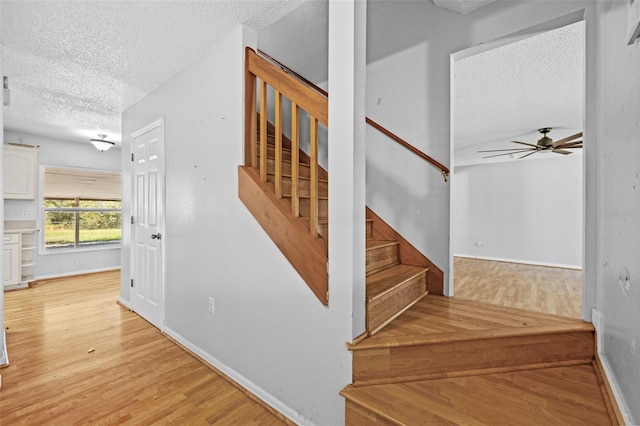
[43,167,122,251]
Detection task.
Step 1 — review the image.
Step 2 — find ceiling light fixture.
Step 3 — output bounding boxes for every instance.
[90,134,115,152]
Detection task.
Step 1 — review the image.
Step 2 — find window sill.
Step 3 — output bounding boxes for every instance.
[39,243,121,256]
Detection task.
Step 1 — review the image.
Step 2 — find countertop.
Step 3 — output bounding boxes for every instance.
[4,220,40,233]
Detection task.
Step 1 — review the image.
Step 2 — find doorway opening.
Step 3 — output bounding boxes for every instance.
[449,18,586,319]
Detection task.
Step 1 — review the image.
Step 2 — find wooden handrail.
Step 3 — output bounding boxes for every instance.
[247,49,328,126]
[245,47,326,239]
[366,118,450,182]
[257,49,329,98]
[255,49,449,182]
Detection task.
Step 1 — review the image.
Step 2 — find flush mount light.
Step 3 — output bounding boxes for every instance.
[90,134,115,152]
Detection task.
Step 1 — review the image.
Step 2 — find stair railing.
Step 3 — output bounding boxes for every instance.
[256,49,450,182]
[244,47,328,237]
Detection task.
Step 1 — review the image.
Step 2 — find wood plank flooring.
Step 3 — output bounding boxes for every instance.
[0,271,287,425]
[454,257,582,318]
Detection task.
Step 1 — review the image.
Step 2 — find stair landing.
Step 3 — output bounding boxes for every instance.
[342,296,614,425]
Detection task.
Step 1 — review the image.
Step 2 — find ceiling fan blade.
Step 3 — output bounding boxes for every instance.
[519,150,538,159]
[482,149,535,159]
[552,148,572,155]
[558,145,583,149]
[477,148,533,153]
[511,140,539,148]
[555,141,583,148]
[552,132,583,147]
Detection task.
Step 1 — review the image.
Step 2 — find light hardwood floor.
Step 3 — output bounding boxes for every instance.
[454,257,582,318]
[0,271,287,425]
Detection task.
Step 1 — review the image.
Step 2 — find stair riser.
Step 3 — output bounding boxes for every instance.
[258,145,293,162]
[267,174,328,198]
[366,244,398,274]
[367,273,426,334]
[265,158,311,178]
[293,197,329,221]
[351,331,595,386]
[346,401,396,426]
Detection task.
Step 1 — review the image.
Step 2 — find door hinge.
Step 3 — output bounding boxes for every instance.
[131,153,134,162]
[131,216,134,224]
[326,262,329,273]
[130,278,134,288]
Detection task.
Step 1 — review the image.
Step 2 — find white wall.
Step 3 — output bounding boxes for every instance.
[453,155,583,268]
[595,1,640,423]
[3,131,121,279]
[121,24,354,425]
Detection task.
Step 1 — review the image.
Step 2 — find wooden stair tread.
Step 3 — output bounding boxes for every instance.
[366,239,399,250]
[341,365,612,425]
[350,294,593,350]
[366,265,428,301]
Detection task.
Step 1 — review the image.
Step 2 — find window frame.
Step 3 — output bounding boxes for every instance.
[40,165,122,255]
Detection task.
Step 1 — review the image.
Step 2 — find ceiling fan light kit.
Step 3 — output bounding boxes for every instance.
[90,133,115,152]
[478,127,583,160]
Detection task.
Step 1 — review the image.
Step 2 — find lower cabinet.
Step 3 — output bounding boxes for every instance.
[3,230,37,290]
[3,234,20,286]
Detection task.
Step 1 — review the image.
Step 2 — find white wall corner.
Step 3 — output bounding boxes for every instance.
[598,351,633,425]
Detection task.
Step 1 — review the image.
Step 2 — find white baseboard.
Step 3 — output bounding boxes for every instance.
[162,326,313,426]
[598,352,632,424]
[117,297,131,310]
[0,330,7,367]
[454,254,582,270]
[35,266,121,281]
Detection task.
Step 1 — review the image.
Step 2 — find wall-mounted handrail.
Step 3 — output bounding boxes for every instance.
[255,49,450,182]
[366,118,450,182]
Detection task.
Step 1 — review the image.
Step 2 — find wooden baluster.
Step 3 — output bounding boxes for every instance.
[259,80,268,182]
[244,49,257,168]
[291,102,300,217]
[274,90,283,198]
[309,116,318,237]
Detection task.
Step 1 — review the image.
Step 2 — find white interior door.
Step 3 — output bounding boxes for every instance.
[131,119,165,328]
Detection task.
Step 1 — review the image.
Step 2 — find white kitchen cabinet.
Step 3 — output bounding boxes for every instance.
[3,144,38,199]
[3,233,20,287]
[4,221,39,290]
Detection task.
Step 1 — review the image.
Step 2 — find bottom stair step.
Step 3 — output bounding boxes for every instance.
[366,265,428,336]
[341,364,613,425]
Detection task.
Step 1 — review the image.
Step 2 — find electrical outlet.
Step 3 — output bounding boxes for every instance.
[208,297,215,314]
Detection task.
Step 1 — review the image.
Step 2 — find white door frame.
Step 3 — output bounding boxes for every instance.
[447,10,594,321]
[130,117,166,329]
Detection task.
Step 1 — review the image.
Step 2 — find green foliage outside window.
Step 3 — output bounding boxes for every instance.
[44,199,122,249]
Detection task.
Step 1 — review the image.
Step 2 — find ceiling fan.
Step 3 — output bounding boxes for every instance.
[478,127,583,159]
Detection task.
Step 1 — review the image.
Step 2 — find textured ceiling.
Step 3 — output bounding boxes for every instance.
[454,21,585,166]
[2,0,307,148]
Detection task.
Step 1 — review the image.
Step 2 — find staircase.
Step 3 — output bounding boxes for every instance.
[244,119,431,336]
[240,49,619,425]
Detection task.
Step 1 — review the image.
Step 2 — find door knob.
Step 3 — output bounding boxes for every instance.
[151,233,162,240]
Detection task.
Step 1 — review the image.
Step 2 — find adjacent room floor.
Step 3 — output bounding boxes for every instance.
[454,257,582,318]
